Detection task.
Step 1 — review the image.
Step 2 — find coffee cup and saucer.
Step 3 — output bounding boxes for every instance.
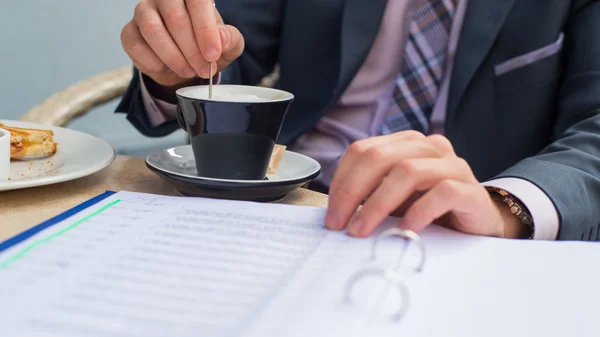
[145,84,321,202]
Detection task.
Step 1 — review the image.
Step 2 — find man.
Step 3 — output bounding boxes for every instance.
[117,0,600,241]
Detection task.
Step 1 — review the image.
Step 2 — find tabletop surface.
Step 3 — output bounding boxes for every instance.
[0,155,329,242]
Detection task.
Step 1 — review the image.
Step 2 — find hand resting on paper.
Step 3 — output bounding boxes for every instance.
[325,131,531,239]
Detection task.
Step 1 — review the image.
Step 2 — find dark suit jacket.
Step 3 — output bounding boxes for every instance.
[116,0,600,241]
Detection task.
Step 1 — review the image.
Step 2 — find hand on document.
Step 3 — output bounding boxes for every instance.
[325,131,525,239]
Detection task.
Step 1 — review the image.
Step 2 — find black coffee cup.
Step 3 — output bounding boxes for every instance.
[175,84,294,180]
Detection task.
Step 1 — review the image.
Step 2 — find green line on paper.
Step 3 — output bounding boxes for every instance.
[0,199,121,270]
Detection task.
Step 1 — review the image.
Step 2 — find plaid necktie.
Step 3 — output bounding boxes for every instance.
[382,0,457,134]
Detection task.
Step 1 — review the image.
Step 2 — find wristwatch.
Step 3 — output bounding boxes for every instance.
[486,187,535,239]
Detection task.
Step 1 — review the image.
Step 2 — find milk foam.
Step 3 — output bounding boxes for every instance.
[177,84,293,103]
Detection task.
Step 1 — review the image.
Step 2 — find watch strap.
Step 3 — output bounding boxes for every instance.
[486,187,535,239]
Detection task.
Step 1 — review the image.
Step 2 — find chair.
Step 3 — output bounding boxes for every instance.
[19,65,280,126]
[20,66,134,126]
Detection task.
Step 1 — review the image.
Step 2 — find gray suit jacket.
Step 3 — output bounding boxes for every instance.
[116,0,600,241]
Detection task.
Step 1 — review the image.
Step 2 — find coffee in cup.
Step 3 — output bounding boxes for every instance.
[175,85,294,180]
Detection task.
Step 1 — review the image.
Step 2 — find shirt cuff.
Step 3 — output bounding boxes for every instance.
[483,178,559,240]
[139,72,221,127]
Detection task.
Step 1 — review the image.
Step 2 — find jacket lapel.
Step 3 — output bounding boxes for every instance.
[336,0,388,96]
[446,0,516,122]
[335,0,517,127]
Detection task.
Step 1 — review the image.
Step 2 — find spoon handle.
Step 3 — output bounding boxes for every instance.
[208,62,213,99]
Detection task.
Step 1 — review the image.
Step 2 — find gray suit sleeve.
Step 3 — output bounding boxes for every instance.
[495,2,600,240]
[115,0,285,136]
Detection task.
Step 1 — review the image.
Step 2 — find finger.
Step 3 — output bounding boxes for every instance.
[210,8,243,73]
[217,24,244,63]
[211,8,242,75]
[122,21,164,72]
[402,181,500,237]
[214,5,224,24]
[134,1,195,79]
[426,134,455,156]
[399,180,481,234]
[325,140,442,231]
[121,21,184,86]
[329,131,427,198]
[185,0,222,62]
[347,157,475,237]
[157,0,207,77]
[326,131,428,230]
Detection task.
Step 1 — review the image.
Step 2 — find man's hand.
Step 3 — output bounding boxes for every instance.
[121,0,245,86]
[325,131,527,239]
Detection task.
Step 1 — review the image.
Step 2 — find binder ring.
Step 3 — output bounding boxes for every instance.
[343,265,409,320]
[342,228,427,321]
[371,228,426,272]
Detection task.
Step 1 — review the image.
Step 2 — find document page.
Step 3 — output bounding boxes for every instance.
[0,191,401,337]
[1,191,600,337]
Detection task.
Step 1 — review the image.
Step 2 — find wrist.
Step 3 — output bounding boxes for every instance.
[491,196,530,239]
[487,187,534,239]
[141,73,204,104]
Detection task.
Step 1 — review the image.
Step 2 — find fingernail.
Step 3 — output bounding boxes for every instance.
[203,46,219,62]
[348,217,364,236]
[219,26,231,49]
[182,66,195,78]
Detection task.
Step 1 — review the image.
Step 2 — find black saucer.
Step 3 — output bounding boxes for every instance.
[145,145,321,202]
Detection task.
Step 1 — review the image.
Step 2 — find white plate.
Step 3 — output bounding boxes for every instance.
[0,120,115,191]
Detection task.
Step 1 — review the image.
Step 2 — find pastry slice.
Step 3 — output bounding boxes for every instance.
[0,122,58,159]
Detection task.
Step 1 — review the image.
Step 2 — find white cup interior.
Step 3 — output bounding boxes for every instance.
[0,128,11,180]
[176,84,294,103]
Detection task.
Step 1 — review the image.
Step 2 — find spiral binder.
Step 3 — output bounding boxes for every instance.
[342,228,426,321]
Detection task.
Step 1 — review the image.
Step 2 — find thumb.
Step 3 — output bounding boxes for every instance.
[217,24,245,69]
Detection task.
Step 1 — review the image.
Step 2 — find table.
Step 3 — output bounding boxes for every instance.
[0,155,329,242]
